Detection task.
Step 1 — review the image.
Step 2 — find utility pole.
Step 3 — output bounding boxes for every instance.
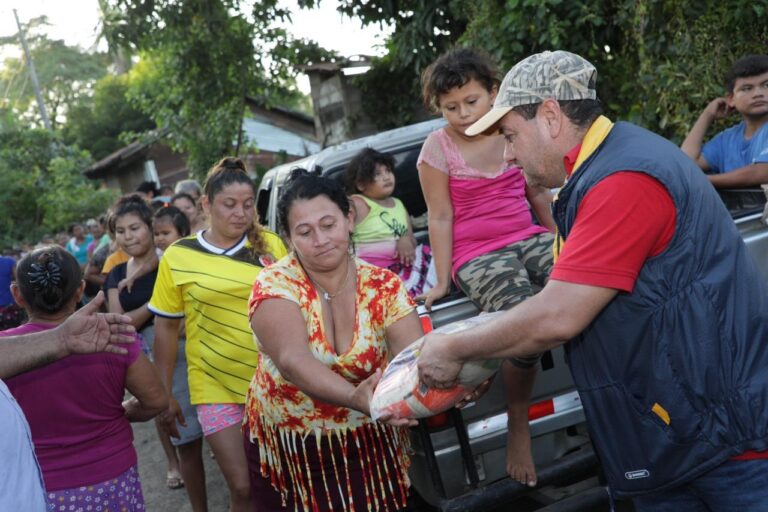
[13,9,52,131]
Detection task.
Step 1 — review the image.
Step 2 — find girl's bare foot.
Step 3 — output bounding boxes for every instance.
[506,417,536,487]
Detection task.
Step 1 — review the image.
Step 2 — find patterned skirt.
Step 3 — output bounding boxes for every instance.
[45,465,145,512]
[244,419,410,512]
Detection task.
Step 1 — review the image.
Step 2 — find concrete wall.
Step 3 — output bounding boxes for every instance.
[307,70,376,146]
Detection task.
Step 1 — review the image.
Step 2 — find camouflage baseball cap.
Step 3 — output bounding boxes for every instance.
[466,50,597,136]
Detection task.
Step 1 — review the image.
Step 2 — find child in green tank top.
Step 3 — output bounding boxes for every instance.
[345,148,435,296]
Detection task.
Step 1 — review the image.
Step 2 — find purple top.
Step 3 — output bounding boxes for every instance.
[2,322,141,491]
[418,128,548,276]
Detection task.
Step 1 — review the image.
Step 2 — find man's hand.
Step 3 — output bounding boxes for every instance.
[703,97,735,121]
[417,332,464,389]
[58,291,136,356]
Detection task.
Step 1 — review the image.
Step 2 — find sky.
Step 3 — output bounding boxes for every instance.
[0,0,392,92]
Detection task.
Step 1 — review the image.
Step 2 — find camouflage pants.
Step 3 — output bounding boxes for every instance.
[456,232,554,367]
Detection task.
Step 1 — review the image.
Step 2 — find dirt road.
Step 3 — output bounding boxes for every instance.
[133,419,229,511]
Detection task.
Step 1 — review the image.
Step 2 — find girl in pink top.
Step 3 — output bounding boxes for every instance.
[417,48,556,488]
[3,246,167,511]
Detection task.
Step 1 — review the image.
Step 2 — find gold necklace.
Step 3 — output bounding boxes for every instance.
[307,257,354,301]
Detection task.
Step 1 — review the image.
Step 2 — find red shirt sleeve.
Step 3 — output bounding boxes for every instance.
[550,172,676,292]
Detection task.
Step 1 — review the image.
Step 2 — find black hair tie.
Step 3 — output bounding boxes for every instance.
[28,261,62,291]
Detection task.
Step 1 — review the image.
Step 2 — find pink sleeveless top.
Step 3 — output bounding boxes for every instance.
[418,128,548,276]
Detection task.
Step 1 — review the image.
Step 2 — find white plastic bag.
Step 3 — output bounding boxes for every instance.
[371,312,504,420]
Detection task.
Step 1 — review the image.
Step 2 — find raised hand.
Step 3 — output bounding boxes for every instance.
[58,291,136,356]
[704,97,735,121]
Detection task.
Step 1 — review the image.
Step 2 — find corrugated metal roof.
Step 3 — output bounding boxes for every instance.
[242,118,320,157]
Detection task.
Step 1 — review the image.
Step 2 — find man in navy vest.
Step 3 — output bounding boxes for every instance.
[417,50,768,510]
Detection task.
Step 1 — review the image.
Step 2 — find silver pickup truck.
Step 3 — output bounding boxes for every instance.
[256,119,768,511]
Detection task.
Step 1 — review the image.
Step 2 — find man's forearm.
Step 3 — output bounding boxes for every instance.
[449,294,569,362]
[448,281,618,363]
[0,329,68,379]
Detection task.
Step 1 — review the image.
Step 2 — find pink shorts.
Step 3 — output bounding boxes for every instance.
[196,403,244,437]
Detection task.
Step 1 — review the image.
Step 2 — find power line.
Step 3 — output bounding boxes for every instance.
[13,8,51,131]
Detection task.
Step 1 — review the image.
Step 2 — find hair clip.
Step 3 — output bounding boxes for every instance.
[28,261,62,290]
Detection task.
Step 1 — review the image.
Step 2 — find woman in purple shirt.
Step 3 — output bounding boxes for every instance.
[2,246,167,511]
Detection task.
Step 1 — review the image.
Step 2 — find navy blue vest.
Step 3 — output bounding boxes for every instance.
[553,122,768,497]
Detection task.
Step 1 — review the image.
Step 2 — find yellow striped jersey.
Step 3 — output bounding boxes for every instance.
[149,230,287,404]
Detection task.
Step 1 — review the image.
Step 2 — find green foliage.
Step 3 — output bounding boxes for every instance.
[101,0,320,179]
[0,21,109,130]
[63,74,155,161]
[0,129,116,250]
[327,0,767,141]
[102,1,258,178]
[461,0,768,142]
[40,153,117,231]
[332,0,469,128]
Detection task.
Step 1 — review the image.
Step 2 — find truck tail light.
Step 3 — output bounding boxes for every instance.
[426,412,450,429]
[420,314,433,333]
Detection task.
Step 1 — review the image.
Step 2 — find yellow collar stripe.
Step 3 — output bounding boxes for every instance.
[552,116,615,262]
[572,115,614,174]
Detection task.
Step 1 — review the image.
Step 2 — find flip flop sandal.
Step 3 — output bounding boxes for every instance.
[166,471,185,489]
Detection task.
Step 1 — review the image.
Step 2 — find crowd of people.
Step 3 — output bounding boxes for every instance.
[0,47,766,512]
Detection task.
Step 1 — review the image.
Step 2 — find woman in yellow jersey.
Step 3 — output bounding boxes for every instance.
[149,157,287,511]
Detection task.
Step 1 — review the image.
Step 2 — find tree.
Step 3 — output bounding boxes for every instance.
[309,0,468,128]
[311,0,767,142]
[0,129,116,249]
[100,0,318,178]
[63,74,155,161]
[460,0,768,142]
[0,18,110,130]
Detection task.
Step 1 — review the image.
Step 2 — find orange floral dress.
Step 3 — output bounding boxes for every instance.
[245,254,415,511]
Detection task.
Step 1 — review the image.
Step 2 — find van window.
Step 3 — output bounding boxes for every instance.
[256,179,272,225]
[324,144,427,218]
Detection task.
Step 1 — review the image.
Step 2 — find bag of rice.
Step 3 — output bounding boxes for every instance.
[370,312,504,420]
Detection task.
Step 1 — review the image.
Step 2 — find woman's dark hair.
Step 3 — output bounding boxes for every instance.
[136,180,159,197]
[344,148,396,194]
[154,205,190,238]
[16,246,82,314]
[203,157,268,257]
[277,168,351,236]
[108,194,154,233]
[421,47,500,113]
[171,192,197,206]
[203,157,253,202]
[726,54,768,93]
[68,223,83,236]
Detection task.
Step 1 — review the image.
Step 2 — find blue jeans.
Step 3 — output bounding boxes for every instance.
[632,459,768,511]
